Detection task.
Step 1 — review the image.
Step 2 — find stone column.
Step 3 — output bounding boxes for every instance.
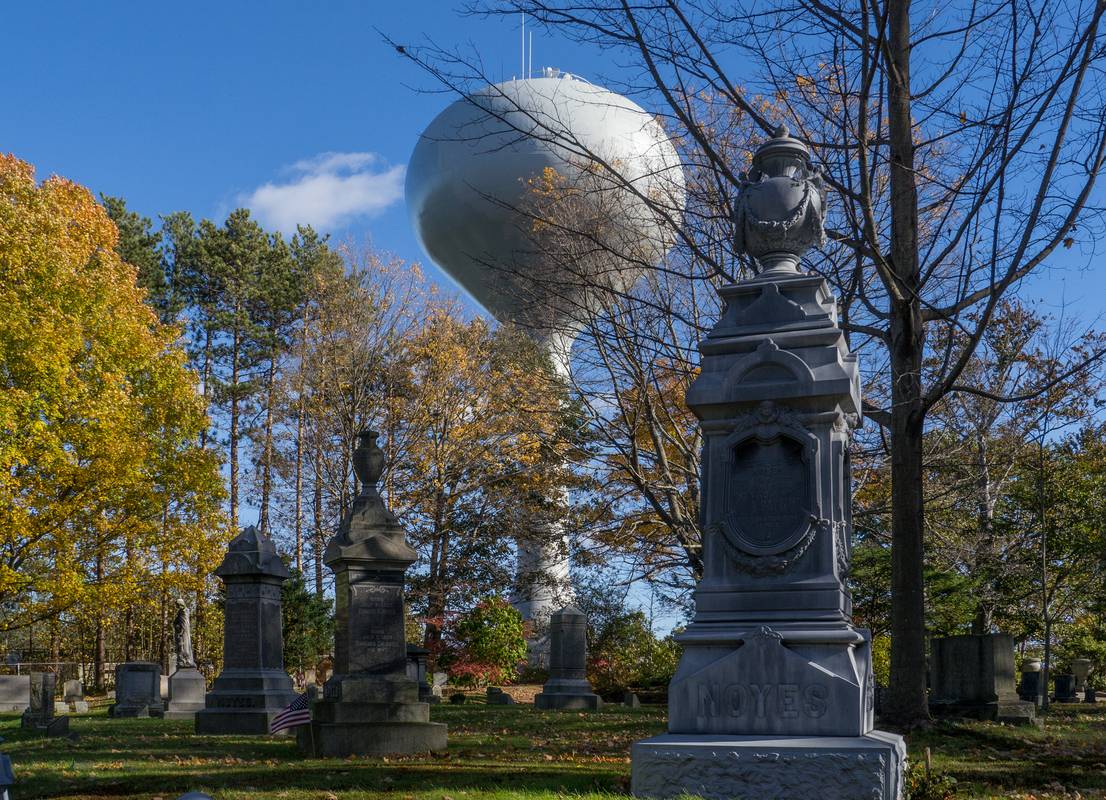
[195,525,295,735]
[631,127,904,800]
[298,430,447,757]
[535,606,601,710]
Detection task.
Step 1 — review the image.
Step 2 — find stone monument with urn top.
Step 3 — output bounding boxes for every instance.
[631,127,905,799]
[195,525,295,734]
[298,430,447,756]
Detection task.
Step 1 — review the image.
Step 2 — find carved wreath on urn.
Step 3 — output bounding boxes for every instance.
[710,401,825,574]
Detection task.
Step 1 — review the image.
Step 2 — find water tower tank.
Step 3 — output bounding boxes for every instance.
[406,70,685,335]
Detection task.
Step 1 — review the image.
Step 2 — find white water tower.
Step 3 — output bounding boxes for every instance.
[406,69,685,627]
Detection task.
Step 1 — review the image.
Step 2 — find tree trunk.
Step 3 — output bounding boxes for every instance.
[883,0,930,728]
[230,320,241,526]
[259,352,277,535]
[313,444,324,596]
[199,325,213,449]
[296,371,305,570]
[94,550,105,690]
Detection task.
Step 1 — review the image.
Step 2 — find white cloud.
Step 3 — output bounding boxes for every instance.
[242,151,405,233]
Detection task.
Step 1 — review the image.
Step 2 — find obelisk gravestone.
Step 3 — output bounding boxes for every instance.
[631,127,905,799]
[298,431,447,756]
[195,525,295,734]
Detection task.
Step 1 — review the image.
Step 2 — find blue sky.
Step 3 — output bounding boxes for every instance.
[3,2,1101,317]
[1,1,607,307]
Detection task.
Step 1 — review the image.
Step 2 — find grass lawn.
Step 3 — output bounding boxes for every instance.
[3,701,1103,799]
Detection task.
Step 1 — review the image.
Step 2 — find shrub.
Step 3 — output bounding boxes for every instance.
[588,611,680,694]
[439,597,527,687]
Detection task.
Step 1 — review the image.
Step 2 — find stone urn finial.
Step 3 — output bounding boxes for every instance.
[352,429,385,493]
[734,123,826,275]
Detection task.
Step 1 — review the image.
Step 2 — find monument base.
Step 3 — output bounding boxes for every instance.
[108,701,164,718]
[298,716,448,757]
[631,732,906,800]
[155,668,207,719]
[534,676,603,711]
[194,669,294,735]
[297,674,447,756]
[930,698,1037,726]
[534,692,602,710]
[21,714,69,737]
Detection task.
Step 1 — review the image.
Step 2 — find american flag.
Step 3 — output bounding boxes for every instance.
[270,691,311,734]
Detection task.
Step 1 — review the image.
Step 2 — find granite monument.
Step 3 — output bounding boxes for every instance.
[22,672,68,736]
[929,634,1035,723]
[195,525,295,734]
[534,606,602,710]
[0,676,29,712]
[631,126,905,800]
[109,662,163,718]
[298,431,447,756]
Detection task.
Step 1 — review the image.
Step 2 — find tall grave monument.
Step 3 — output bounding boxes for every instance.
[631,127,905,799]
[195,525,295,734]
[298,431,447,756]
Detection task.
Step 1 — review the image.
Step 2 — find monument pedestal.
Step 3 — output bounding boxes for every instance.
[195,526,295,735]
[632,732,905,800]
[298,431,448,756]
[157,667,207,720]
[299,674,446,757]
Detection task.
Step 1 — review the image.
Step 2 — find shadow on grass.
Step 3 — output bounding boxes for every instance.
[2,707,658,799]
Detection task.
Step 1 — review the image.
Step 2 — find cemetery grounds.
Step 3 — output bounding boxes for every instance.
[3,698,1106,800]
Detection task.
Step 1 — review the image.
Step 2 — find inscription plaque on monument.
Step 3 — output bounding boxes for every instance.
[726,436,810,551]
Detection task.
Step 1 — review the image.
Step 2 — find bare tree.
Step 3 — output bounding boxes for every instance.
[394,0,1106,725]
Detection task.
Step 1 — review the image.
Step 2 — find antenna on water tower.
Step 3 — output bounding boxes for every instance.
[520,12,526,79]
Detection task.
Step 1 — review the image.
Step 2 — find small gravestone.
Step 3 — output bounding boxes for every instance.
[109,663,163,718]
[58,679,88,713]
[0,752,13,800]
[1054,674,1078,703]
[406,644,432,703]
[21,673,68,736]
[623,691,641,708]
[195,526,295,734]
[430,671,448,704]
[298,431,447,756]
[0,676,29,712]
[1085,687,1098,703]
[159,600,206,719]
[449,692,466,704]
[1018,660,1043,706]
[486,686,515,705]
[1072,658,1092,694]
[930,634,1035,724]
[535,606,601,710]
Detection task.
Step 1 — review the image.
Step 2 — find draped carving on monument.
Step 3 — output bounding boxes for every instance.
[711,401,822,574]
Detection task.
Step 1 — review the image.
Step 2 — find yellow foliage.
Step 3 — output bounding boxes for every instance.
[0,155,227,634]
